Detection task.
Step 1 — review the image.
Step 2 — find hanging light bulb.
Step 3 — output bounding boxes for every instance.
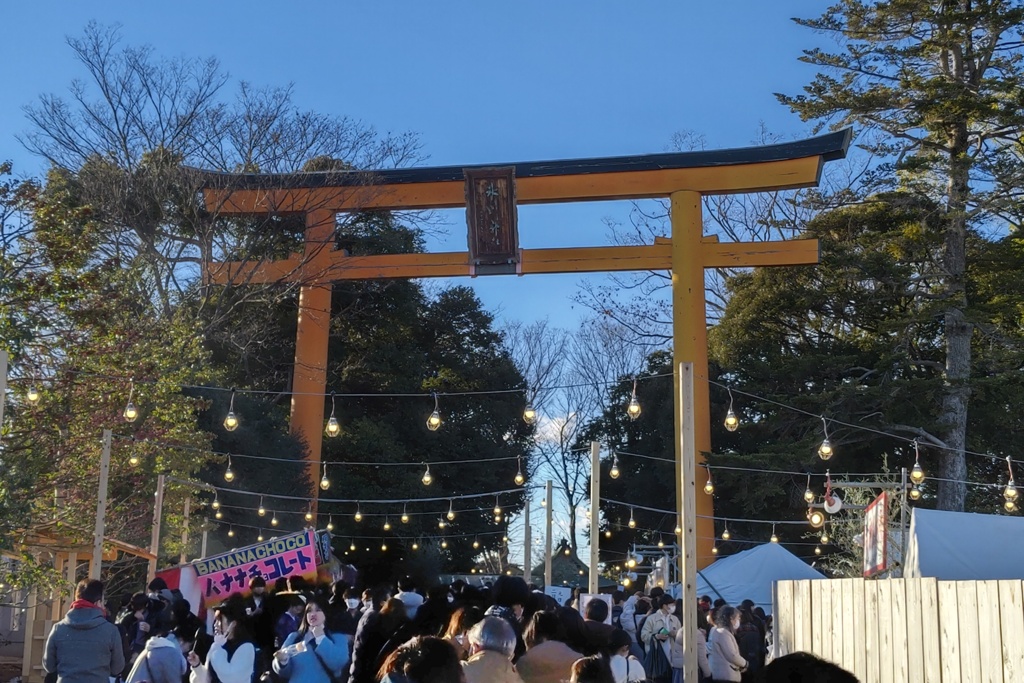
[820,530,830,545]
[628,508,636,529]
[1003,457,1018,508]
[383,517,392,531]
[215,510,223,520]
[564,547,571,556]
[658,538,665,548]
[523,400,537,425]
[223,455,235,482]
[703,466,715,495]
[211,496,220,510]
[605,530,612,538]
[514,457,526,486]
[227,527,235,538]
[401,504,409,524]
[675,524,682,535]
[123,380,139,423]
[257,530,264,542]
[421,463,433,486]
[815,545,822,556]
[909,485,922,501]
[223,388,239,432]
[440,538,448,549]
[818,416,833,460]
[349,541,356,552]
[26,385,41,405]
[325,392,341,437]
[426,393,442,431]
[722,524,731,541]
[724,388,739,432]
[804,474,814,503]
[258,498,266,517]
[770,525,779,543]
[626,379,642,421]
[354,507,362,523]
[493,496,502,516]
[503,534,509,543]
[473,538,480,549]
[438,519,446,529]
[320,462,331,491]
[304,504,314,523]
[712,544,719,555]
[326,515,334,532]
[271,512,279,527]
[540,498,546,507]
[128,448,140,467]
[447,500,456,521]
[381,542,387,552]
[610,453,621,479]
[910,441,925,484]
[412,541,419,550]
[808,508,825,529]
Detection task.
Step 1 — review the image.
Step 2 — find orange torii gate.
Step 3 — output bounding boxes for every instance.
[199,129,850,574]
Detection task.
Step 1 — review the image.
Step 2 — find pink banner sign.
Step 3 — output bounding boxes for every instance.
[192,529,317,602]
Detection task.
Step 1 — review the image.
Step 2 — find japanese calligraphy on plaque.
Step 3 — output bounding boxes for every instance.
[464,167,519,266]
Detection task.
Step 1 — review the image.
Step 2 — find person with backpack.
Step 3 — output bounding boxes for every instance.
[272,597,349,683]
[187,596,257,683]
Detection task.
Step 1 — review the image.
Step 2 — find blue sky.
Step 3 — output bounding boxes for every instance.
[2,1,832,567]
[2,0,828,326]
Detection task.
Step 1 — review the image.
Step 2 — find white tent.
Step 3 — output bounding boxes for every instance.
[696,542,824,611]
[904,507,1024,580]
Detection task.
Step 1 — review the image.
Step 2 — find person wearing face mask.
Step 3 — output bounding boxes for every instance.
[273,598,349,683]
[245,578,274,664]
[187,597,256,683]
[708,606,747,683]
[639,596,679,683]
[330,589,363,638]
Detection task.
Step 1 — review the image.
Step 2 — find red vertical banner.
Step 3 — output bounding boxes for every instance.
[863,492,888,577]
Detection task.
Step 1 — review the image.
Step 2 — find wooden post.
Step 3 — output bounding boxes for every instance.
[291,209,335,515]
[900,467,908,572]
[670,191,715,569]
[545,480,553,588]
[0,349,7,430]
[149,474,165,580]
[89,430,112,579]
[678,362,698,683]
[523,500,531,583]
[589,441,600,594]
[180,496,191,565]
[201,527,209,558]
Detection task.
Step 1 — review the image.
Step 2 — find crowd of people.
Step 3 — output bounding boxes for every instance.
[43,575,858,683]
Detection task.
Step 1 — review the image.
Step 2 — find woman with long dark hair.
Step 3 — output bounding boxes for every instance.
[187,597,256,683]
[272,597,349,683]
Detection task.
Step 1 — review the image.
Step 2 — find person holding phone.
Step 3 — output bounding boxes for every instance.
[187,597,256,683]
[273,598,349,683]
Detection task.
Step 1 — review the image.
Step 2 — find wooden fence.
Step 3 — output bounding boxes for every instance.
[773,578,1024,683]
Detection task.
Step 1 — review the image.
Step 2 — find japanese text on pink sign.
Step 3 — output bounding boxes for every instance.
[192,530,317,600]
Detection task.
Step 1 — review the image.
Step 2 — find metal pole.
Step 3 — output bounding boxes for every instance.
[180,496,191,565]
[148,474,166,580]
[0,349,8,431]
[524,500,532,583]
[679,362,698,683]
[900,467,908,574]
[90,430,112,579]
[589,441,600,594]
[201,528,209,558]
[545,480,553,588]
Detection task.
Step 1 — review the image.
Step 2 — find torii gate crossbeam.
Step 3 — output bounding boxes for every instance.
[198,128,850,579]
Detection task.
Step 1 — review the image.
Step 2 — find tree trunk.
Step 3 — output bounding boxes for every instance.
[568,509,578,554]
[937,120,971,511]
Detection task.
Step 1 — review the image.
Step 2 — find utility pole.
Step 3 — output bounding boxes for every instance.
[180,496,191,565]
[589,441,600,594]
[524,500,532,582]
[545,480,553,588]
[148,474,166,581]
[90,430,112,579]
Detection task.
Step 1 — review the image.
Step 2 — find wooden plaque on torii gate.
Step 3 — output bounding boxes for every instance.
[199,129,851,576]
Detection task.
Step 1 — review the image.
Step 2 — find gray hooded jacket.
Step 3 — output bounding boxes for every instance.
[44,606,125,683]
